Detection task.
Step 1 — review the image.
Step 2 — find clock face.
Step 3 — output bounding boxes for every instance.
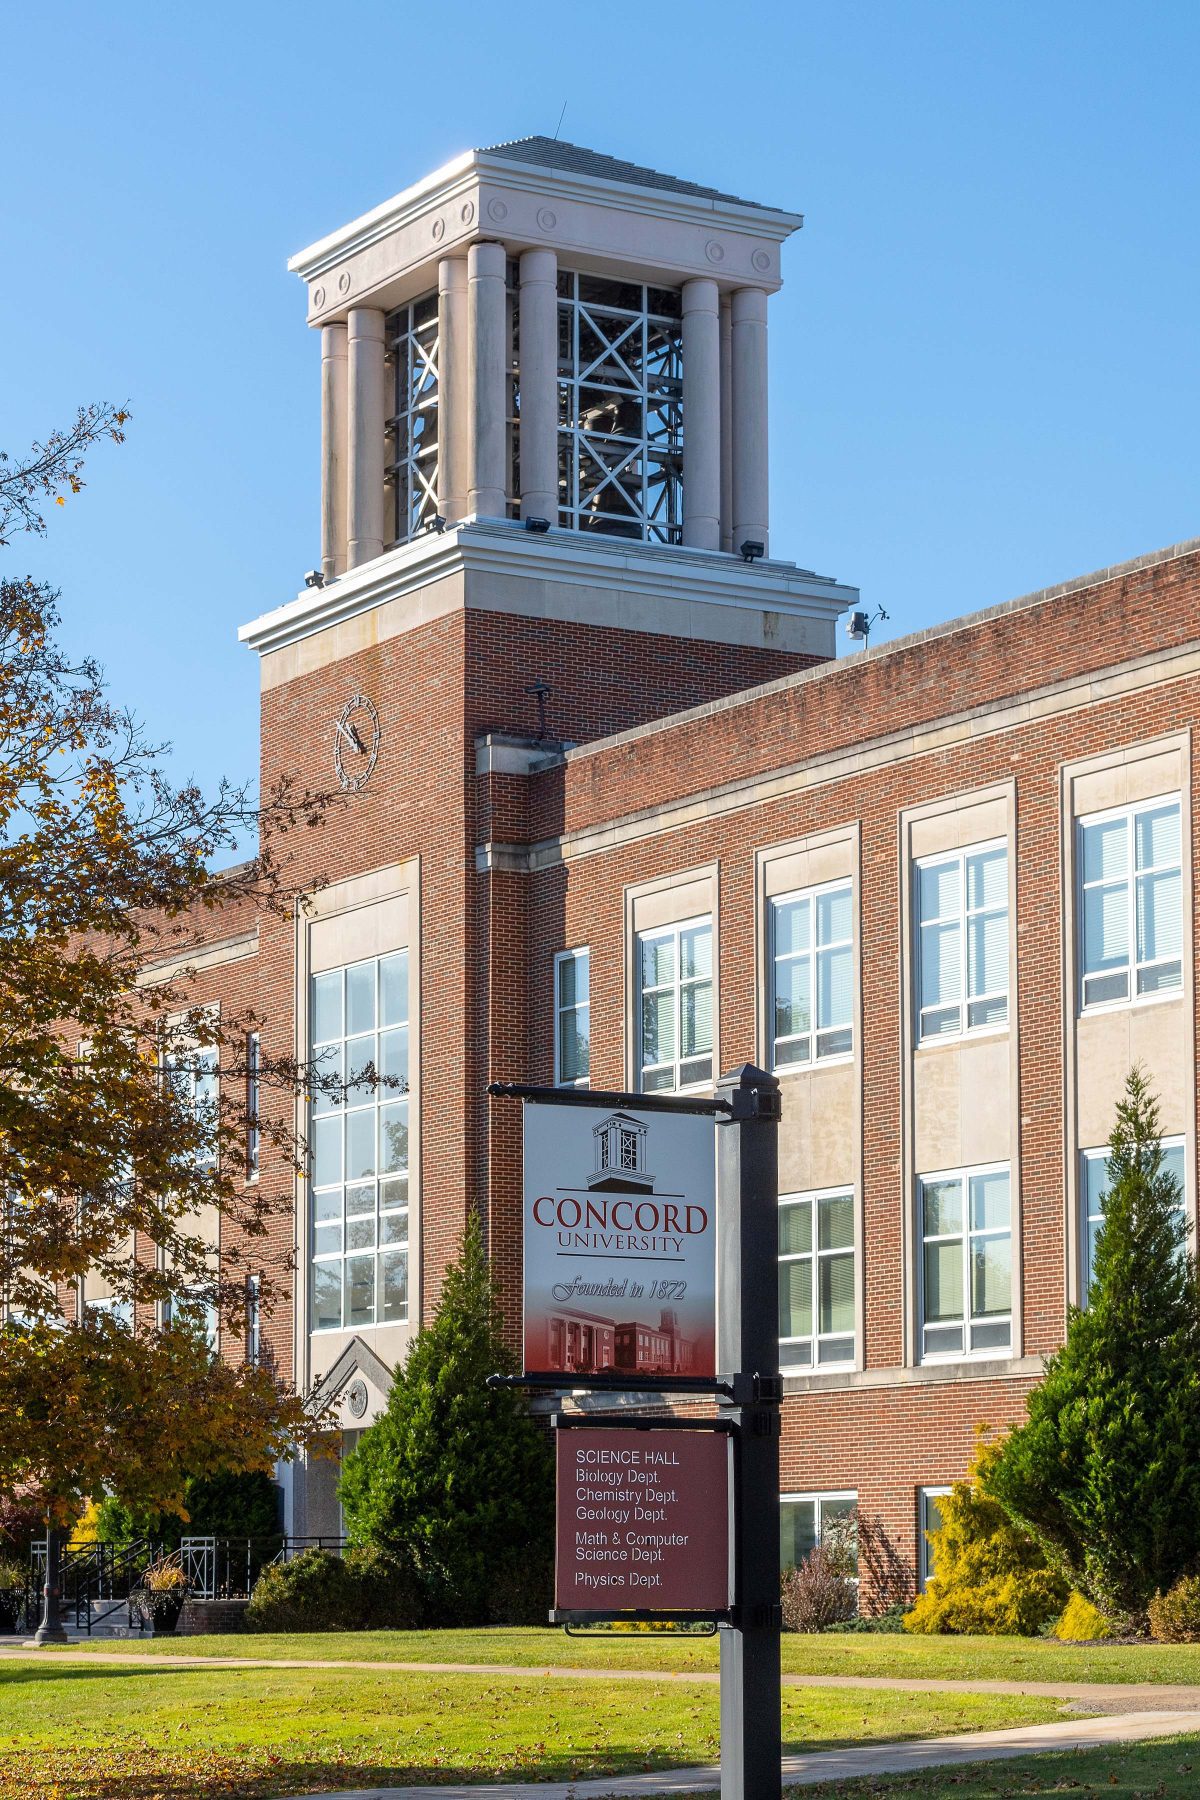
[334,694,380,792]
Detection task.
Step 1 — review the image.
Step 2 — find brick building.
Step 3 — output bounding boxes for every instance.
[122,138,1199,1581]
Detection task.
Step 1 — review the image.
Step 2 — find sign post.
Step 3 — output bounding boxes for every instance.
[489,1066,782,1800]
[716,1064,783,1800]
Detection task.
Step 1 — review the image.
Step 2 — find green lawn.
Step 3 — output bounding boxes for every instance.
[795,1734,1200,1799]
[0,1661,1081,1799]
[49,1622,1200,1685]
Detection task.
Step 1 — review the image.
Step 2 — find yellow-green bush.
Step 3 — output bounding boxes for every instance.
[1148,1575,1200,1643]
[1054,1592,1113,1640]
[903,1435,1068,1637]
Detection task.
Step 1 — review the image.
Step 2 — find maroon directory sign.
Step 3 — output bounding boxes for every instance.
[554,1425,732,1617]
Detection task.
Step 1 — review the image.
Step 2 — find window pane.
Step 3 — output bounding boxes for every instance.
[379,1102,409,1174]
[971,1234,1011,1318]
[1162,1143,1186,1199]
[312,1115,342,1188]
[558,951,587,1009]
[379,1027,409,1089]
[778,1258,813,1340]
[312,1042,343,1115]
[816,887,852,946]
[924,1238,963,1324]
[921,1004,961,1039]
[818,1193,854,1251]
[681,979,713,1057]
[681,924,712,981]
[312,1262,341,1332]
[345,1034,376,1089]
[923,1179,962,1238]
[818,944,853,1031]
[1084,1151,1108,1220]
[779,1198,813,1256]
[1082,816,1128,884]
[379,952,408,1027]
[919,859,960,924]
[1136,869,1181,964]
[347,1215,375,1252]
[560,1010,590,1083]
[641,989,676,1068]
[640,932,675,990]
[380,1249,408,1323]
[344,1256,374,1327]
[969,1169,1010,1233]
[780,1500,817,1569]
[775,957,812,1043]
[1083,883,1129,975]
[346,1109,377,1182]
[819,1251,855,1336]
[311,972,342,1044]
[967,847,1007,911]
[1135,803,1180,871]
[345,1182,373,1217]
[1138,960,1183,996]
[346,961,376,1036]
[967,910,1007,999]
[380,1209,408,1244]
[774,897,811,957]
[920,920,961,1010]
[313,1189,341,1225]
[313,1222,341,1257]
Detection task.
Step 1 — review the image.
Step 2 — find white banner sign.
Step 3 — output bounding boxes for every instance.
[523,1100,717,1380]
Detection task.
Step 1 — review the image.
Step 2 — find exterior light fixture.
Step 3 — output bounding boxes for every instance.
[740,540,765,564]
[304,569,325,590]
[427,515,447,534]
[524,516,552,535]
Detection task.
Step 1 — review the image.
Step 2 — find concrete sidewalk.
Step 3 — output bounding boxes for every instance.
[277,1708,1200,1800]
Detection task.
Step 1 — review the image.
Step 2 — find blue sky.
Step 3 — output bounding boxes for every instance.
[6,1,1198,808]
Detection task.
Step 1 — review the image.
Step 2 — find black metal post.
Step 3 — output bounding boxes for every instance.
[34,1526,69,1646]
[716,1064,782,1800]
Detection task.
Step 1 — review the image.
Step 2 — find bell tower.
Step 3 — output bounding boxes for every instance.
[285,136,851,599]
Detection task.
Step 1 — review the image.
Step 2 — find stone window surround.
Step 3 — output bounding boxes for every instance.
[1060,733,1194,1309]
[755,825,863,1374]
[622,864,719,1095]
[898,782,1020,1370]
[294,859,421,1390]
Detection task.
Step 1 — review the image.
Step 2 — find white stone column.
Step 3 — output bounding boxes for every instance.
[730,286,769,557]
[518,248,558,522]
[681,277,721,550]
[719,296,733,554]
[467,240,508,518]
[437,258,469,523]
[320,322,348,580]
[347,307,386,567]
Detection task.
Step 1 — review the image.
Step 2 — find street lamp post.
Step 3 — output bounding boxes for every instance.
[33,1525,69,1645]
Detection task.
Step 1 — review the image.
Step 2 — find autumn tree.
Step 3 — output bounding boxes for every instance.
[0,407,338,1532]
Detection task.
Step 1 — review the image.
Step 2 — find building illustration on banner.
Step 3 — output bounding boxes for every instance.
[522,1102,716,1379]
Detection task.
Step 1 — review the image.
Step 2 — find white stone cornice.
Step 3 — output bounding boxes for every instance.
[238,518,858,659]
[289,149,802,285]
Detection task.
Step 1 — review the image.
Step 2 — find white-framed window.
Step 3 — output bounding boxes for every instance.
[163,1041,219,1168]
[770,882,853,1069]
[556,270,683,544]
[915,841,1009,1043]
[919,1486,952,1589]
[636,916,713,1092]
[1081,1138,1186,1297]
[162,1289,218,1349]
[310,951,410,1333]
[246,1031,260,1181]
[245,1273,261,1366]
[554,949,590,1087]
[778,1189,856,1369]
[83,1295,132,1330]
[1078,797,1182,1010]
[918,1163,1012,1360]
[780,1491,857,1573]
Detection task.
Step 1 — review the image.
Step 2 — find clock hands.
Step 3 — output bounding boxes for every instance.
[335,717,367,754]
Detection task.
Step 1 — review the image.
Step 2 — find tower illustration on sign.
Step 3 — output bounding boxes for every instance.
[588,1112,653,1192]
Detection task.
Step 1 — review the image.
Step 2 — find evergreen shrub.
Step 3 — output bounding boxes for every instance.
[987,1071,1200,1631]
[1054,1592,1113,1641]
[338,1216,553,1626]
[1148,1576,1200,1644]
[244,1545,424,1633]
[903,1436,1067,1636]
